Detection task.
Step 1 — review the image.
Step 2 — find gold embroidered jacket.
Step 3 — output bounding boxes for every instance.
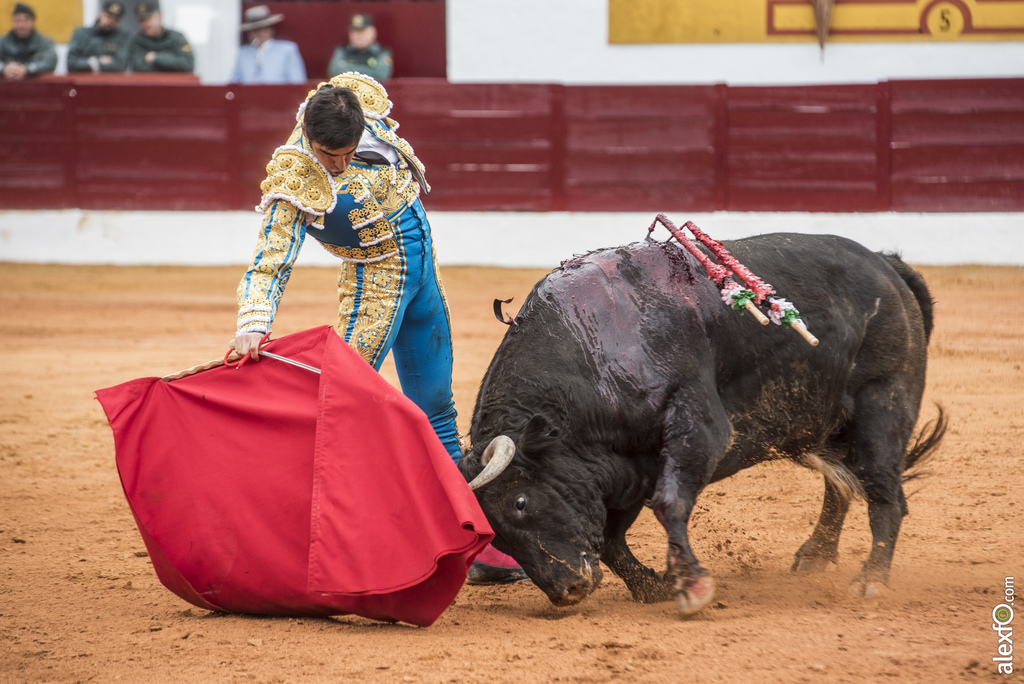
[237,73,429,335]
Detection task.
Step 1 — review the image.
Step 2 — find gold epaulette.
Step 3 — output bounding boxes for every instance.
[299,72,394,122]
[326,72,393,120]
[257,146,336,217]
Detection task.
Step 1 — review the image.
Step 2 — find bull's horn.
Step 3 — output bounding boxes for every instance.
[467,436,516,490]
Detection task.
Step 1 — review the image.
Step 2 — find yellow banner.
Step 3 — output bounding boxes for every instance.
[609,0,1024,43]
[1,0,83,44]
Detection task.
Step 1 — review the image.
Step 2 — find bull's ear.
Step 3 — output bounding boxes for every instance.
[518,413,560,456]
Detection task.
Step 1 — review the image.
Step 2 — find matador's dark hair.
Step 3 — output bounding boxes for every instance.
[303,85,364,151]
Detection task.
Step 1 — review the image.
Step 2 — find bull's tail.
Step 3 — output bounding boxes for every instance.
[902,403,948,482]
[801,452,865,501]
[801,403,947,498]
[881,252,936,343]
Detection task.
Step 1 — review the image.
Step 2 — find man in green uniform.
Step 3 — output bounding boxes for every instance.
[67,0,130,73]
[0,3,56,80]
[129,1,194,73]
[327,12,392,82]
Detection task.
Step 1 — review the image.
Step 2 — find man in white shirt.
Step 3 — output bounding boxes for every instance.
[230,5,306,85]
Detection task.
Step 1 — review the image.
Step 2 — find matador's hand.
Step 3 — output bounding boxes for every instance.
[231,332,267,361]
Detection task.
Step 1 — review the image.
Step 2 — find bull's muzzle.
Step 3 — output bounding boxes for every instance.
[553,552,601,606]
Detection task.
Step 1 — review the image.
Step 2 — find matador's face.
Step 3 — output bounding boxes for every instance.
[309,140,358,175]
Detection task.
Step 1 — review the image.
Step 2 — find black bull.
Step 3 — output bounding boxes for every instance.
[459,232,946,617]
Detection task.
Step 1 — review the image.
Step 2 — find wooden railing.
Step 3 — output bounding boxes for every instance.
[1,77,1022,212]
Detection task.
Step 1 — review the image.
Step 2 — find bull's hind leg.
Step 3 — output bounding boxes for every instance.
[846,382,917,597]
[848,471,907,597]
[792,478,851,572]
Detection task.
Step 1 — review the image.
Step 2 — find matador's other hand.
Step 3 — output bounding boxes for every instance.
[231,332,267,361]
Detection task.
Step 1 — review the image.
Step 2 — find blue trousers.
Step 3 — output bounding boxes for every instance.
[333,201,462,461]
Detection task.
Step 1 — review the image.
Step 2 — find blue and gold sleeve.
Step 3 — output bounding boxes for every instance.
[236,201,308,335]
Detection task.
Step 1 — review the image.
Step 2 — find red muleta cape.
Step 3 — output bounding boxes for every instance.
[95,326,492,627]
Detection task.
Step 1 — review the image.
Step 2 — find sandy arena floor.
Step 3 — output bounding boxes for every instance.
[1,258,1022,683]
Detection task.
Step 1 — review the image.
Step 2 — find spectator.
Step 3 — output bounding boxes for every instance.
[230,4,306,84]
[128,1,194,73]
[0,3,57,80]
[327,13,392,82]
[67,0,130,73]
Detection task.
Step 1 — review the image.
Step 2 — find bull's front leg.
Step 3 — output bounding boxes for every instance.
[652,486,714,616]
[651,397,730,617]
[601,502,673,604]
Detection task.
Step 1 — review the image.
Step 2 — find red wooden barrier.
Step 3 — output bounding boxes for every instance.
[1,77,1023,213]
[391,80,559,210]
[889,79,1024,211]
[71,83,236,210]
[725,84,880,212]
[0,81,72,208]
[562,85,721,212]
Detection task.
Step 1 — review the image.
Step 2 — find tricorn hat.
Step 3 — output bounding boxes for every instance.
[348,13,373,30]
[102,0,125,18]
[240,5,284,31]
[12,2,35,18]
[135,1,159,19]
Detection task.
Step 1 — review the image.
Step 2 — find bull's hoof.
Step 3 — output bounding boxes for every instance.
[791,555,837,573]
[676,575,715,617]
[847,578,887,598]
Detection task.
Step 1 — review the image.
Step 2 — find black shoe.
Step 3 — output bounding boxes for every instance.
[466,561,530,585]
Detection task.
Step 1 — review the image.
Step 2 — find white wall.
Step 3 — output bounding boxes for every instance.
[447,0,1024,85]
[2,210,1022,267]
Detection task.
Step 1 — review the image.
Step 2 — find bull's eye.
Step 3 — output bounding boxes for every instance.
[515,496,526,512]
